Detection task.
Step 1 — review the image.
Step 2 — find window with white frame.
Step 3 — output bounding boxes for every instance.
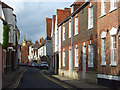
[75,47,78,67]
[110,0,117,12]
[88,44,93,67]
[69,20,71,38]
[75,16,78,35]
[101,38,106,65]
[88,5,93,29]
[101,0,106,16]
[63,51,65,67]
[62,25,65,41]
[111,35,116,65]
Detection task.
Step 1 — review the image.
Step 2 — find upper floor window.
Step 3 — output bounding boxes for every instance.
[62,25,65,41]
[101,0,106,16]
[75,47,78,67]
[110,0,117,12]
[69,20,71,38]
[88,44,93,67]
[88,5,93,29]
[75,16,78,35]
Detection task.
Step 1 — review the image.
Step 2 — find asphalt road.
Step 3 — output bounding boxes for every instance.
[17,67,65,88]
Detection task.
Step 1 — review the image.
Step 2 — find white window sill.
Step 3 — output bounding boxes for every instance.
[74,33,78,36]
[63,66,65,67]
[110,63,117,66]
[88,65,93,67]
[101,63,106,66]
[100,13,106,18]
[74,65,78,68]
[88,26,93,30]
[109,7,117,13]
[69,36,71,38]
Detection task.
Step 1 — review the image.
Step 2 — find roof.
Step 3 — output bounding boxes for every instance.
[38,40,45,49]
[57,8,71,25]
[2,2,14,11]
[33,40,40,48]
[46,18,52,40]
[58,1,89,27]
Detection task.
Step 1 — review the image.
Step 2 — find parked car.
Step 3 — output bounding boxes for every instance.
[40,62,49,70]
[32,63,35,67]
[37,63,41,68]
[19,63,27,66]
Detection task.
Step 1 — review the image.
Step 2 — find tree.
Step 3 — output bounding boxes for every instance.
[2,25,9,49]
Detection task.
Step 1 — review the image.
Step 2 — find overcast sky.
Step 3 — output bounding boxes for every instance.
[1,0,75,44]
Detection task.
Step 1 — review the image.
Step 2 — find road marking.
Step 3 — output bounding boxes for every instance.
[41,72,69,88]
[13,68,27,88]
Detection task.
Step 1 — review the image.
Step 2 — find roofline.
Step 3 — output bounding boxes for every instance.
[2,2,14,11]
[58,1,89,27]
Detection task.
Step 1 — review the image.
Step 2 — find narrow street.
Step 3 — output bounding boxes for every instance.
[17,67,65,88]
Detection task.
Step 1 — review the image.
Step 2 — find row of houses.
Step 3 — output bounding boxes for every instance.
[44,0,120,87]
[0,1,20,75]
[21,36,52,66]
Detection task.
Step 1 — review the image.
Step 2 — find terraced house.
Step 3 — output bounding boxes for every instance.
[97,0,120,87]
[58,1,98,84]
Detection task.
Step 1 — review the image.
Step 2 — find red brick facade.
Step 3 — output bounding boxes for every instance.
[97,1,120,76]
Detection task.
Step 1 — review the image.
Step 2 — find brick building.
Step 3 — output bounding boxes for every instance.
[97,0,120,87]
[21,39,32,63]
[58,1,98,84]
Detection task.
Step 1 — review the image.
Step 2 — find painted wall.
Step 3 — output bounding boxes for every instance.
[0,4,4,44]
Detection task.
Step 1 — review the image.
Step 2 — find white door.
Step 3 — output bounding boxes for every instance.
[69,49,71,77]
[83,46,86,79]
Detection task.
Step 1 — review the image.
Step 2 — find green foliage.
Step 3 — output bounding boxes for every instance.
[2,25,9,49]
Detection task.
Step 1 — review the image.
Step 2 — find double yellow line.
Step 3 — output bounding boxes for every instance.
[12,68,27,88]
[41,72,70,88]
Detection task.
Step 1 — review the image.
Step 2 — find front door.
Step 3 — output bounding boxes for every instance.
[83,46,86,79]
[69,49,71,77]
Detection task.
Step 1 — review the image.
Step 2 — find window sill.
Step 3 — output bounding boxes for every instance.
[88,27,93,30]
[101,63,106,66]
[69,36,71,39]
[74,66,78,68]
[109,7,117,13]
[110,63,117,67]
[88,65,93,68]
[100,13,106,18]
[74,33,78,36]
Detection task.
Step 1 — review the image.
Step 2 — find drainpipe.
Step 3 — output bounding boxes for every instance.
[71,16,74,71]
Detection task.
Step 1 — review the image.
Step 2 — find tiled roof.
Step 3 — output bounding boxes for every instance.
[57,8,71,25]
[52,15,56,34]
[33,40,40,48]
[46,18,52,40]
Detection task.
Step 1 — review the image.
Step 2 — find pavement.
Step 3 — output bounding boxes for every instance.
[2,66,26,89]
[42,70,114,89]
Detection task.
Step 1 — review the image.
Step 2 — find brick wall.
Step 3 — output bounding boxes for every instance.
[97,2,120,76]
